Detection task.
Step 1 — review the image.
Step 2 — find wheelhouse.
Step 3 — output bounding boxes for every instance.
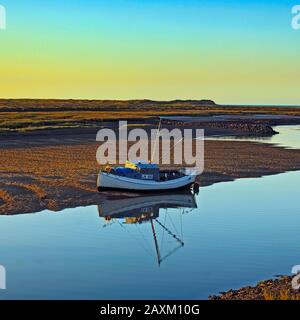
[125,161,160,181]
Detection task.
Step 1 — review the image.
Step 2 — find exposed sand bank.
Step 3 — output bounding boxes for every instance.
[1,128,300,215]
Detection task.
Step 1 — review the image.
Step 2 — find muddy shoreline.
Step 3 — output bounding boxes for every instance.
[210,276,300,300]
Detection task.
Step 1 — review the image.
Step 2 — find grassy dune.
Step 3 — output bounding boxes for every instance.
[1,99,300,132]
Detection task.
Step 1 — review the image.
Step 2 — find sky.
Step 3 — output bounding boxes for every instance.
[0,0,299,104]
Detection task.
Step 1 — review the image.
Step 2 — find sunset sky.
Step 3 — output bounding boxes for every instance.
[0,0,299,104]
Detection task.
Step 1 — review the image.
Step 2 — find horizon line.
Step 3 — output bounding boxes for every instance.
[0,97,299,108]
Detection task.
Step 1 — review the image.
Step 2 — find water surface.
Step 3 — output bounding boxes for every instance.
[0,171,299,299]
[206,125,300,149]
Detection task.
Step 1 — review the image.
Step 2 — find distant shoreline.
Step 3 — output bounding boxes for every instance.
[1,99,300,133]
[1,98,300,107]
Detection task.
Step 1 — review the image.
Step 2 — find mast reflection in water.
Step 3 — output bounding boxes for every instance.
[98,191,198,266]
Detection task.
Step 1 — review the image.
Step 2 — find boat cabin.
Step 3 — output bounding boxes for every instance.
[106,161,160,181]
[105,161,186,182]
[124,161,160,181]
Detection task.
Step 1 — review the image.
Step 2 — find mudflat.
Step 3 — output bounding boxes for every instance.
[1,127,300,215]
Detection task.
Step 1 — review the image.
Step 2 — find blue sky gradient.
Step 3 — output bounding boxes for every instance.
[0,0,299,103]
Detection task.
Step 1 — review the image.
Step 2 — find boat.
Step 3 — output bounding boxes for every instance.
[97,161,197,192]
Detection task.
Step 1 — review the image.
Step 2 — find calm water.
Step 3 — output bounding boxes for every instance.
[206,125,300,149]
[0,171,300,300]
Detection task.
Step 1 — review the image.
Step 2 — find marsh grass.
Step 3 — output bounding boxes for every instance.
[263,289,300,300]
[1,99,300,132]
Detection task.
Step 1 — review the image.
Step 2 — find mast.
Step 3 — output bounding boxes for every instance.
[151,117,162,163]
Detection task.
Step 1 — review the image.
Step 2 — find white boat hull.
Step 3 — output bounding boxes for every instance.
[97,172,196,191]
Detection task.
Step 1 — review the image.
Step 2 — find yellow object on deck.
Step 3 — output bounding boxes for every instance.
[124,161,138,170]
[105,165,112,172]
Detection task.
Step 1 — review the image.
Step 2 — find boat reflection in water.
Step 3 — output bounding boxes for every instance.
[98,191,198,266]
